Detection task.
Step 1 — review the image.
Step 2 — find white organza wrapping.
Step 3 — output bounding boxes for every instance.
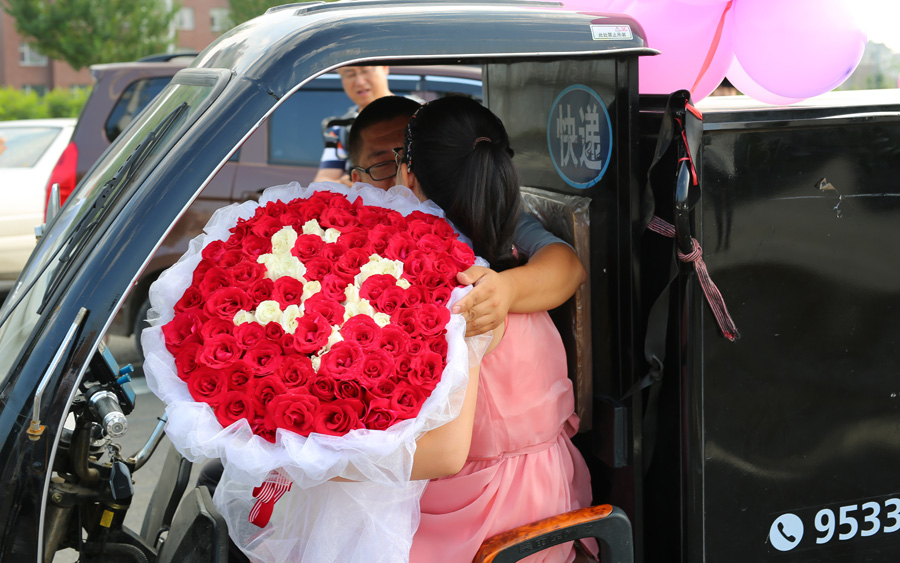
[142,182,489,563]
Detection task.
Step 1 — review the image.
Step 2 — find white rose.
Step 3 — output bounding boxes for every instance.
[396,278,411,289]
[324,325,344,352]
[311,355,321,372]
[344,299,374,322]
[270,226,298,254]
[255,300,283,325]
[323,228,342,244]
[233,310,256,325]
[344,283,361,304]
[259,253,306,281]
[302,280,322,302]
[373,312,391,327]
[357,255,404,284]
[302,219,325,237]
[280,304,302,334]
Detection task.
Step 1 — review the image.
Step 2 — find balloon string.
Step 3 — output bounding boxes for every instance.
[691,0,734,94]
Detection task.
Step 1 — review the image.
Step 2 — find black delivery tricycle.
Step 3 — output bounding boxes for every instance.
[1,1,898,562]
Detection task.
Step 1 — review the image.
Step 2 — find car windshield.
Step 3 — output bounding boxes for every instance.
[0,126,62,168]
[0,69,229,383]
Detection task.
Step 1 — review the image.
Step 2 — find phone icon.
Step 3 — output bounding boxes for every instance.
[770,514,803,552]
[778,521,796,543]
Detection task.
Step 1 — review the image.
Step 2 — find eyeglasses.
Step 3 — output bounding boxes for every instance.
[392,147,406,168]
[351,159,398,182]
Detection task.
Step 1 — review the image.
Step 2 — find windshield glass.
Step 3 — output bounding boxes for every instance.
[0,69,229,384]
[0,126,63,168]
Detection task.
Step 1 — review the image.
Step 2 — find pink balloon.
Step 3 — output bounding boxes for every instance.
[689,4,736,101]
[897,73,900,89]
[677,0,730,5]
[733,0,866,98]
[630,0,735,96]
[725,58,805,105]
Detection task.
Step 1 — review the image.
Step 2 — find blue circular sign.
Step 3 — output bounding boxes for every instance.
[546,84,613,189]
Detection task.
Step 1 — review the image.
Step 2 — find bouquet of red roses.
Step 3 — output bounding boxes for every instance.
[142,182,485,563]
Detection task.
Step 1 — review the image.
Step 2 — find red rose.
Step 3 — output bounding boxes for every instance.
[401,250,429,282]
[427,254,460,280]
[267,392,319,437]
[321,242,349,264]
[191,260,213,285]
[292,313,331,354]
[319,273,351,302]
[431,286,452,308]
[367,226,396,255]
[417,303,451,337]
[271,276,306,308]
[265,321,286,341]
[187,367,228,405]
[197,266,235,297]
[377,325,411,355]
[262,200,288,218]
[250,417,278,443]
[354,205,388,228]
[232,260,267,289]
[405,210,438,224]
[204,287,251,320]
[309,376,337,402]
[391,308,421,337]
[280,333,295,352]
[407,220,433,241]
[334,247,370,279]
[251,375,287,417]
[174,287,203,313]
[394,352,413,380]
[303,295,345,326]
[303,257,333,282]
[244,340,284,376]
[374,286,406,315]
[359,274,396,302]
[431,218,456,239]
[419,269,453,291]
[292,234,325,261]
[197,334,242,368]
[340,315,379,348]
[278,355,315,389]
[357,348,395,387]
[338,230,374,255]
[403,284,428,308]
[220,249,245,268]
[365,377,398,399]
[200,318,235,340]
[448,239,476,270]
[319,207,358,232]
[250,214,284,239]
[247,278,275,303]
[313,399,365,436]
[390,382,428,419]
[384,233,416,261]
[201,240,228,261]
[318,341,364,381]
[334,379,364,401]
[416,233,451,254]
[163,310,205,351]
[234,322,265,350]
[173,342,203,381]
[215,391,254,427]
[296,199,327,223]
[408,351,444,390]
[406,339,426,355]
[224,360,255,391]
[241,234,272,259]
[426,334,449,357]
[363,398,399,430]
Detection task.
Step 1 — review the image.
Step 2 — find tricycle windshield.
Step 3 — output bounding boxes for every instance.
[0,69,229,384]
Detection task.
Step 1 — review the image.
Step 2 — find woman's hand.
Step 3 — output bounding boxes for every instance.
[452,266,516,337]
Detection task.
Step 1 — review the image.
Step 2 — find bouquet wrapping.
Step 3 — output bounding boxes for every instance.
[142,182,488,562]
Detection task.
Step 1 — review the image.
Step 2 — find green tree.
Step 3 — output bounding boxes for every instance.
[2,0,179,70]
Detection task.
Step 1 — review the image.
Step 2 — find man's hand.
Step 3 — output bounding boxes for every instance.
[452,266,516,337]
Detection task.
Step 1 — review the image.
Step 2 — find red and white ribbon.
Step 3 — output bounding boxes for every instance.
[249,470,293,527]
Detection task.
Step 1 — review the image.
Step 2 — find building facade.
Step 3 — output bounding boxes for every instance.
[0,0,232,91]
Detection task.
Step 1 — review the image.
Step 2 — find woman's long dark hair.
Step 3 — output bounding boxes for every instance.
[404,96,522,272]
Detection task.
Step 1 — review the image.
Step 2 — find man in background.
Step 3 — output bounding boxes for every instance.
[312,65,394,185]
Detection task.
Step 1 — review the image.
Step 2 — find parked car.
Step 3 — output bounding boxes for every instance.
[63,57,482,348]
[0,117,76,279]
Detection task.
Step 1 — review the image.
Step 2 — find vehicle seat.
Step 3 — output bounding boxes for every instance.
[520,187,593,430]
[140,441,193,549]
[474,504,633,563]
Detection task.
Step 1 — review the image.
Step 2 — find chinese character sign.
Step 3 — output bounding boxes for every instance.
[547,85,613,189]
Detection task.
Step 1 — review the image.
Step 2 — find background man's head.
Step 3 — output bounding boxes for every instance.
[337,65,392,109]
[349,95,420,190]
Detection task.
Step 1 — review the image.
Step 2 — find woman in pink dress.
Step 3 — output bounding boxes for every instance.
[398,96,593,562]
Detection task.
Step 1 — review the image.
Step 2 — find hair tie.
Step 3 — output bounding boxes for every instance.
[473,136,492,148]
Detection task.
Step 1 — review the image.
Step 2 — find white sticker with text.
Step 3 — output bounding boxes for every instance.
[590,25,633,41]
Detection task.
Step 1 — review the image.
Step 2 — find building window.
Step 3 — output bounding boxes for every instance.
[19,43,48,67]
[210,8,232,33]
[174,7,195,31]
[22,85,48,95]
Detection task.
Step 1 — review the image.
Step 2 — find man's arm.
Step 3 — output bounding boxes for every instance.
[453,242,585,336]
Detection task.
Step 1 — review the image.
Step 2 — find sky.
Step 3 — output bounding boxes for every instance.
[851,0,900,51]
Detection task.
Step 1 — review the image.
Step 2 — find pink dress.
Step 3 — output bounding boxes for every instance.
[410,312,592,563]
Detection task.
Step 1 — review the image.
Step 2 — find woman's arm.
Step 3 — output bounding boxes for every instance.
[452,242,585,336]
[409,324,504,479]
